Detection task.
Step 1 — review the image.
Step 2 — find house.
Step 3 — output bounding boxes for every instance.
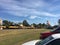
[0,19,3,30]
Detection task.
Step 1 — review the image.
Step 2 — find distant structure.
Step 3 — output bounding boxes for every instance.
[58,19,60,26]
[19,23,25,29]
[31,24,35,28]
[0,19,3,30]
[31,24,34,28]
[20,23,24,27]
[46,20,51,29]
[47,21,50,25]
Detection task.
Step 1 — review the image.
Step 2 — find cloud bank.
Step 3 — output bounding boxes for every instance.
[0,0,60,19]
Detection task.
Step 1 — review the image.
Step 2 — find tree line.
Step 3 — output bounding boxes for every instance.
[2,20,58,29]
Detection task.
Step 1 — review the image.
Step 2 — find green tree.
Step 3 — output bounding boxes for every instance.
[58,19,60,26]
[53,25,58,29]
[3,20,10,28]
[37,23,42,28]
[3,20,14,28]
[8,21,14,26]
[42,23,46,28]
[32,23,37,28]
[23,20,30,26]
[13,23,19,26]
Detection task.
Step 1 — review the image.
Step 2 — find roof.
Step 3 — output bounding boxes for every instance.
[52,33,60,39]
[22,40,40,45]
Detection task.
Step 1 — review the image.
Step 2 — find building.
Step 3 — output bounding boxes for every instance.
[47,20,50,26]
[0,19,2,25]
[46,20,52,29]
[0,19,3,30]
[20,23,24,27]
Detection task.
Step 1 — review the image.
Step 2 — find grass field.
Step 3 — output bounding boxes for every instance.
[0,29,50,45]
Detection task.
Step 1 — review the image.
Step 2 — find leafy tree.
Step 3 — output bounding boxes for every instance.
[3,20,10,28]
[53,25,58,29]
[58,19,60,25]
[37,23,42,28]
[3,20,14,28]
[32,23,37,28]
[8,21,14,26]
[23,20,30,26]
[13,23,19,26]
[42,23,45,26]
[42,23,46,28]
[46,24,52,29]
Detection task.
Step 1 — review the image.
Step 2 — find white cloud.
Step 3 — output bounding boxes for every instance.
[48,5,60,12]
[30,16,37,19]
[0,0,60,19]
[41,12,58,17]
[52,0,60,2]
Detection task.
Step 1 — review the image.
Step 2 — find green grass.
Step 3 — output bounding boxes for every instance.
[0,29,50,45]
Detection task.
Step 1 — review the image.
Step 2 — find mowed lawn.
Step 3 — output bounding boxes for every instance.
[0,29,50,45]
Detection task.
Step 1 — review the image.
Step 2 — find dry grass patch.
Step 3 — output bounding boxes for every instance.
[0,29,50,45]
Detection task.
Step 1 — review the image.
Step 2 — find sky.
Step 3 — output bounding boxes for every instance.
[0,0,60,26]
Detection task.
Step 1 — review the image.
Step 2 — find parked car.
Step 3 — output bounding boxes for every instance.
[22,34,60,45]
[36,33,60,45]
[22,40,40,45]
[40,26,60,39]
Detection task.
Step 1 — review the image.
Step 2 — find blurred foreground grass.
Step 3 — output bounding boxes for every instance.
[0,29,50,45]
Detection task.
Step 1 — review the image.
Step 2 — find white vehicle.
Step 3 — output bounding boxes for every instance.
[22,40,40,45]
[22,33,60,45]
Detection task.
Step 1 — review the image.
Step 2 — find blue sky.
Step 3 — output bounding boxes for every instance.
[0,0,60,26]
